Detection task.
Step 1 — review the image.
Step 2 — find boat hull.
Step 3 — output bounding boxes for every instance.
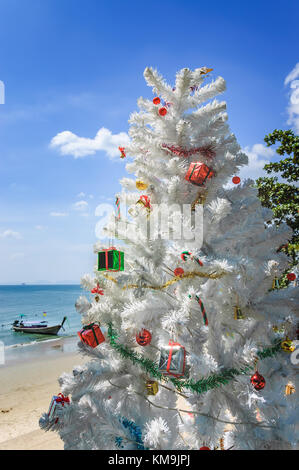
[13,325,62,335]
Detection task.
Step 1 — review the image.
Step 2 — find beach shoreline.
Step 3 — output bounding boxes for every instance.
[0,337,87,450]
[3,334,79,367]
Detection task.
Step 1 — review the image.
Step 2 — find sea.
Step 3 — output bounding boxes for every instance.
[0,285,84,352]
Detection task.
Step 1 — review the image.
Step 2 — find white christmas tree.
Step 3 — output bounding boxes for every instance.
[40,67,298,450]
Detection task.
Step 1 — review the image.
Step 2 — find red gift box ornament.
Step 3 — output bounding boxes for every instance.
[185,162,214,186]
[78,323,105,348]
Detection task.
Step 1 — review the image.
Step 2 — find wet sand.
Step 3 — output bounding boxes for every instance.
[0,337,86,450]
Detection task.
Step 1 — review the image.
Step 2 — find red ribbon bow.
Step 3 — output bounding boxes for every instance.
[139,195,151,209]
[119,147,126,158]
[56,393,70,404]
[91,283,104,295]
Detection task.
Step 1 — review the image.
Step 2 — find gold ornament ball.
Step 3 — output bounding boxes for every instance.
[136,180,148,190]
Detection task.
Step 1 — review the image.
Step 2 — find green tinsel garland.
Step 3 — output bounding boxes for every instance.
[107,323,282,395]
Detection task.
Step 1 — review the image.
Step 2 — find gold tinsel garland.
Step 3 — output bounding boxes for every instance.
[102,270,227,291]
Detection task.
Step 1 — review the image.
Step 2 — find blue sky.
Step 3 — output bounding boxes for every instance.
[0,0,298,283]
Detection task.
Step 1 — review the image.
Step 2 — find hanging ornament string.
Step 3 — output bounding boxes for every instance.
[115,197,121,220]
[195,295,208,326]
[219,438,225,451]
[107,323,281,396]
[180,251,204,266]
[102,270,228,291]
[107,377,275,429]
[191,192,207,210]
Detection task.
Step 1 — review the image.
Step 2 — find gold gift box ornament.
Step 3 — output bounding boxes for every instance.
[285,383,295,395]
[234,306,244,320]
[281,337,296,353]
[146,380,159,396]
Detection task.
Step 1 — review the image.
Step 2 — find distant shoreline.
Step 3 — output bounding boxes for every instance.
[2,335,79,367]
[0,284,81,286]
[4,334,77,350]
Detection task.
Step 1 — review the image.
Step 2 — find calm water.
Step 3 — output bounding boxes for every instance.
[0,285,85,347]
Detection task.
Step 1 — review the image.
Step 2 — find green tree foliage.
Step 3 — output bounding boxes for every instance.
[256,130,299,286]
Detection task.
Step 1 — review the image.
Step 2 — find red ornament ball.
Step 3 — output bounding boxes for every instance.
[232,176,241,184]
[174,267,185,277]
[251,371,266,391]
[153,97,160,105]
[287,273,296,281]
[136,329,152,346]
[200,447,210,450]
[159,107,167,116]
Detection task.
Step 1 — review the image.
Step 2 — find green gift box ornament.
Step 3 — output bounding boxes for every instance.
[98,246,124,272]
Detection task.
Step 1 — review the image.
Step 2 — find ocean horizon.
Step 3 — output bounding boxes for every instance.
[0,284,85,349]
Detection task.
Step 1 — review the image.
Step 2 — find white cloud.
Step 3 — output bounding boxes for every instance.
[35,225,47,230]
[0,230,22,239]
[77,192,86,198]
[11,252,25,260]
[285,63,299,86]
[50,127,130,159]
[284,62,299,133]
[73,200,89,211]
[234,64,299,187]
[50,212,68,217]
[238,143,275,181]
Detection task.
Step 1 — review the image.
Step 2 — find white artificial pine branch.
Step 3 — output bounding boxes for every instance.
[41,66,298,451]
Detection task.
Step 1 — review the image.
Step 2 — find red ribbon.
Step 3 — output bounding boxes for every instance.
[166,340,186,377]
[102,247,121,271]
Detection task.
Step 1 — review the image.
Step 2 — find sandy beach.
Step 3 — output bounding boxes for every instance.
[0,337,86,450]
